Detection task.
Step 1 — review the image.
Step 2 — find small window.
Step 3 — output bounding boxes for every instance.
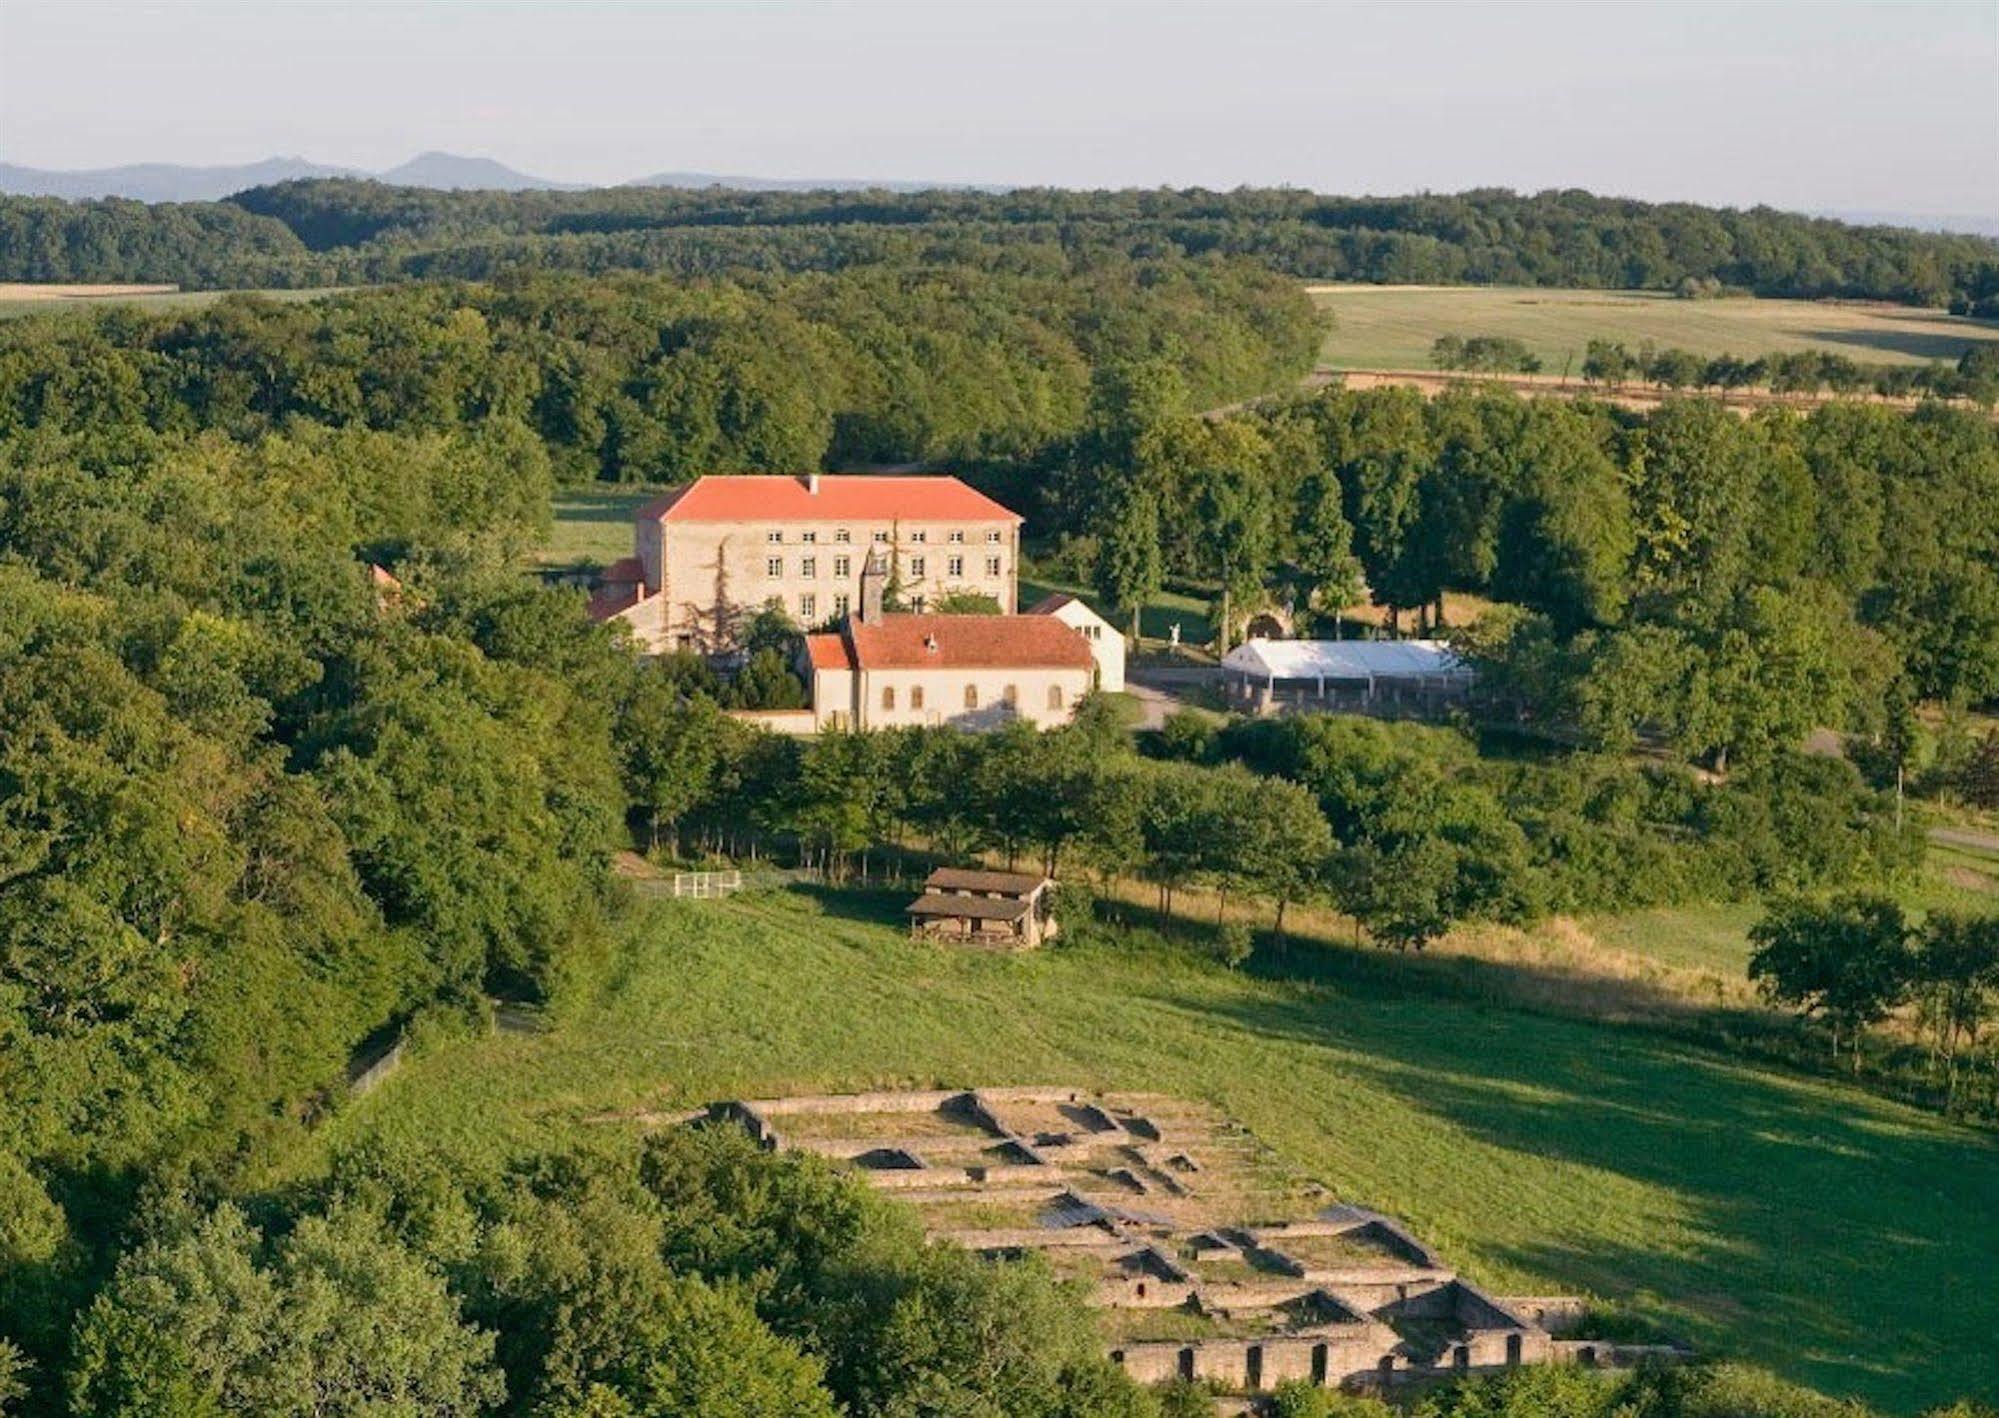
[834,528,851,543]
[911,595,926,613]
[910,556,926,578]
[800,530,817,544]
[947,556,963,577]
[872,530,890,543]
[948,530,965,544]
[964,684,979,709]
[833,556,850,577]
[833,593,850,617]
[801,556,817,578]
[985,556,1001,577]
[1048,684,1065,710]
[911,685,925,710]
[882,685,896,711]
[765,557,783,578]
[986,530,1002,544]
[766,530,784,544]
[800,593,816,620]
[1003,683,1018,706]
[910,530,926,543]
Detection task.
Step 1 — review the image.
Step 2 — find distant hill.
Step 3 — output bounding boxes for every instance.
[624,170,992,194]
[0,156,358,202]
[374,151,576,191]
[0,151,573,201]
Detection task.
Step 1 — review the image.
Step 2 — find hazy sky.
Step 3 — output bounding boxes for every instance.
[3,0,1995,216]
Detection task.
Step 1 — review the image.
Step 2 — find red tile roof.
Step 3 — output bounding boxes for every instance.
[804,633,857,673]
[844,615,1092,671]
[633,475,1021,525]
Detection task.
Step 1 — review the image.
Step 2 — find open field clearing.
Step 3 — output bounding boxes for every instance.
[540,485,664,568]
[285,887,1999,1410]
[0,282,345,318]
[1308,284,1999,373]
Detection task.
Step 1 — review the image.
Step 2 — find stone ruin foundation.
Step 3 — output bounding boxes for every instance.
[708,1088,1684,1399]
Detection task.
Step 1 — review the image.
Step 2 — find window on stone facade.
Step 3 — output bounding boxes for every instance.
[882,686,896,711]
[986,530,1002,544]
[948,556,963,577]
[800,593,816,620]
[1048,685,1065,710]
[873,530,890,543]
[800,531,816,543]
[911,595,926,613]
[766,530,783,544]
[948,530,965,544]
[964,684,978,709]
[910,530,926,543]
[1003,683,1018,706]
[835,528,851,543]
[985,556,1001,577]
[765,557,782,577]
[834,593,850,617]
[910,556,925,577]
[911,685,925,710]
[801,556,816,577]
[834,556,850,577]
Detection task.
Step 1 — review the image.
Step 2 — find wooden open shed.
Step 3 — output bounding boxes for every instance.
[906,867,1057,948]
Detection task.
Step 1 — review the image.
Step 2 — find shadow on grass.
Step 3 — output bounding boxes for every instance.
[1183,977,1999,1408]
[1798,324,1998,363]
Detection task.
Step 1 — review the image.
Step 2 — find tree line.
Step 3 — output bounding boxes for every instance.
[1750,895,1999,1113]
[0,257,1319,482]
[1580,338,1999,405]
[5,182,1997,309]
[1054,376,1999,766]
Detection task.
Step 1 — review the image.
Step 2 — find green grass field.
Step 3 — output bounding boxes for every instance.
[0,284,347,320]
[1309,284,1999,373]
[287,887,1999,1411]
[540,486,663,569]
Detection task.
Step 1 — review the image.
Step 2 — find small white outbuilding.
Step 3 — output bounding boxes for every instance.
[1027,593,1125,693]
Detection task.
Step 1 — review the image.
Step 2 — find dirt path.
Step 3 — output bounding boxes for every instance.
[1929,824,1999,857]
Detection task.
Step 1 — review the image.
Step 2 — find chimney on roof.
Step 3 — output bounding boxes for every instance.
[808,472,821,495]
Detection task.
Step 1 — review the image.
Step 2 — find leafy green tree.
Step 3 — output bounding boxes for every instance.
[69,1204,503,1418]
[1093,485,1165,641]
[1749,894,1914,1068]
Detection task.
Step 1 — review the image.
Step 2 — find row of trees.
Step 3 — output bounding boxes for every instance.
[1580,338,1999,405]
[1430,333,1543,374]
[620,679,1916,952]
[0,256,1322,482]
[7,183,1996,309]
[1750,896,1999,1109]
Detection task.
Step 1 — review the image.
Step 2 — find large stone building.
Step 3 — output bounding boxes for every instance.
[591,473,1023,653]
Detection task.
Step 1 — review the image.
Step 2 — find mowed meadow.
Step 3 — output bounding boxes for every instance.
[1309,283,1999,373]
[283,886,1999,1413]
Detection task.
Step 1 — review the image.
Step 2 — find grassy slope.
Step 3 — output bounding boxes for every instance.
[1310,285,1999,373]
[285,887,1999,1411]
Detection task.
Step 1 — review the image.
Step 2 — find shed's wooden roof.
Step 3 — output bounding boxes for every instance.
[907,894,1034,923]
[924,867,1049,897]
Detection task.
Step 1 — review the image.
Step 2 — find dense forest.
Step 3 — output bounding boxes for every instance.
[0,256,1318,479]
[5,182,1998,308]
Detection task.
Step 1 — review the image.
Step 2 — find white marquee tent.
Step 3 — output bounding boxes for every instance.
[1220,638,1472,706]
